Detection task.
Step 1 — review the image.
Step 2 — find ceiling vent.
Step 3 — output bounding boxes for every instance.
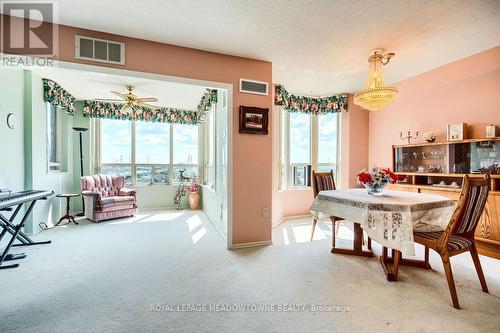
[239,78,268,96]
[75,35,125,65]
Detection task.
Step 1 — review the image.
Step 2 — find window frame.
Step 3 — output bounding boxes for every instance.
[278,109,340,190]
[99,119,201,186]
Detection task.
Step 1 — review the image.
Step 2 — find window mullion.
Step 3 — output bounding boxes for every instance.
[131,121,136,186]
[311,115,318,172]
[169,124,174,184]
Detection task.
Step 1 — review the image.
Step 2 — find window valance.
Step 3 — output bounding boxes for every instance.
[83,88,217,125]
[274,85,348,114]
[42,78,218,125]
[43,79,77,115]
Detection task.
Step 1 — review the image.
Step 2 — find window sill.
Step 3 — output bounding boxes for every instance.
[277,187,312,193]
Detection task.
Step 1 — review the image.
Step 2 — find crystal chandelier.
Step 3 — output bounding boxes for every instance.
[354,51,398,111]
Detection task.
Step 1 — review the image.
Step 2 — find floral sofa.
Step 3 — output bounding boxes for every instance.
[81,174,137,222]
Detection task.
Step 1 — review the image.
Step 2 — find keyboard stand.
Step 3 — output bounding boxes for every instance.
[0,199,51,270]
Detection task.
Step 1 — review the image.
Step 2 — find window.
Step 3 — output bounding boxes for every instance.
[172,124,199,183]
[46,103,68,172]
[279,109,339,189]
[317,113,339,176]
[288,113,311,186]
[100,119,199,186]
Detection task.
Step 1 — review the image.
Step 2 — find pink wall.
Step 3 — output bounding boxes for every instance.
[369,46,500,168]
[341,95,370,188]
[2,15,273,245]
[274,189,313,225]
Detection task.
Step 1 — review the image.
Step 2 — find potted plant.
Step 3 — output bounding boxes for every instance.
[357,167,398,195]
[187,176,200,210]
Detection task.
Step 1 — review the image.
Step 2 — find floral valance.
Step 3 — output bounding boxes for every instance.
[42,78,218,125]
[83,89,217,125]
[83,101,206,125]
[274,85,348,114]
[43,79,77,115]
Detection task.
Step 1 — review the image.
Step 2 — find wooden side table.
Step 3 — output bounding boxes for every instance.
[56,194,80,226]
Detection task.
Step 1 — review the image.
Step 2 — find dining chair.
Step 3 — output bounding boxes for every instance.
[413,174,490,309]
[311,170,341,243]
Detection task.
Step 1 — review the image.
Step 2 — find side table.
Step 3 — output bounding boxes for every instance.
[56,194,80,226]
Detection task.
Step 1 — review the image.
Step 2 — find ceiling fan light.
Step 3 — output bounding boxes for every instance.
[354,52,398,111]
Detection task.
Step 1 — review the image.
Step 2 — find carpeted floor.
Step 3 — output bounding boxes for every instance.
[1,211,499,333]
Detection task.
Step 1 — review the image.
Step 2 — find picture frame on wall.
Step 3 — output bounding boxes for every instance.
[447,123,467,141]
[239,106,269,135]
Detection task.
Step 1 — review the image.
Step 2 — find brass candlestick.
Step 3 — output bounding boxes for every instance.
[400,130,419,144]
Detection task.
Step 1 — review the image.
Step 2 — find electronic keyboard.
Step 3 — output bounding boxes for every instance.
[0,190,54,269]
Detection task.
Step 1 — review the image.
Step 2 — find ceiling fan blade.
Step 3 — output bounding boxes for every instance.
[138,102,159,110]
[94,98,124,102]
[136,97,158,103]
[111,91,127,100]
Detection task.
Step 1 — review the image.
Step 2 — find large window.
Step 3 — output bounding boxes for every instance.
[100,119,199,186]
[279,109,339,189]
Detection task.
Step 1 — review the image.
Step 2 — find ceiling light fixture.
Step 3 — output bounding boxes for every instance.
[354,51,398,111]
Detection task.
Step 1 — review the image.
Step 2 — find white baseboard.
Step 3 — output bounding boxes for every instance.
[229,240,273,250]
[273,213,312,228]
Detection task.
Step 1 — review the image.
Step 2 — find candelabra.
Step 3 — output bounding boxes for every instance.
[400,130,419,144]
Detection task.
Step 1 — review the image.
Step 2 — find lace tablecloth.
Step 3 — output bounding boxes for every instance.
[310,189,456,256]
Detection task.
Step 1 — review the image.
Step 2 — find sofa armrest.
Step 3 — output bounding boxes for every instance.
[82,190,101,199]
[119,188,136,197]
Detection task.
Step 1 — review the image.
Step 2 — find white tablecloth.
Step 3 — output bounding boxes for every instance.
[310,189,456,256]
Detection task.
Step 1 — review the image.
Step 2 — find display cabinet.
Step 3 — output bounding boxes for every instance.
[389,138,500,259]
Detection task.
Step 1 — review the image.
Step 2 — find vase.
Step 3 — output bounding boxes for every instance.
[364,183,386,195]
[189,191,200,210]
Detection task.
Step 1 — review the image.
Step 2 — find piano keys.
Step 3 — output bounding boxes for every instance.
[0,190,54,269]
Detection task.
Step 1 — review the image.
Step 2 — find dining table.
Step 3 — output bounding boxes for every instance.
[310,188,456,281]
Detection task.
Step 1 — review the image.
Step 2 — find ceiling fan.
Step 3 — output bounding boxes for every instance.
[95,85,159,112]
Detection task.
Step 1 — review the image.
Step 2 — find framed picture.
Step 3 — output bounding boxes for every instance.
[447,123,467,141]
[239,106,269,135]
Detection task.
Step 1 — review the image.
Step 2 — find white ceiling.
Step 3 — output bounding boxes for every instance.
[31,67,210,109]
[20,0,500,95]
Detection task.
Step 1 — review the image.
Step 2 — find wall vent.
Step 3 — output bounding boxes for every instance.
[75,35,125,65]
[239,78,268,95]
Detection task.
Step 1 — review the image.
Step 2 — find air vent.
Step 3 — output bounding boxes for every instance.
[75,35,125,65]
[239,78,268,96]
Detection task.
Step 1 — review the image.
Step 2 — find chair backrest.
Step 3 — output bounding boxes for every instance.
[440,175,490,246]
[80,174,125,198]
[312,170,336,198]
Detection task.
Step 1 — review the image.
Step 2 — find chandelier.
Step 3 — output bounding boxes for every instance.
[354,51,398,111]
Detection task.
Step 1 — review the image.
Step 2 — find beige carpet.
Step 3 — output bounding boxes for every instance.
[0,211,499,332]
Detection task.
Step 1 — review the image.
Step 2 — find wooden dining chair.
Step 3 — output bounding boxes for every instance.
[311,170,341,243]
[413,174,490,309]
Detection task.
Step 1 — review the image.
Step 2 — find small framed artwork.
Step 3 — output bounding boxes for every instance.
[239,106,269,135]
[447,123,467,141]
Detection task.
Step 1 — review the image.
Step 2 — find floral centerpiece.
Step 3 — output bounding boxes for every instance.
[357,167,398,195]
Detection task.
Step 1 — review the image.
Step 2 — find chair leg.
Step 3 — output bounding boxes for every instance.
[367,237,372,250]
[424,246,430,269]
[470,245,489,293]
[332,220,336,248]
[441,253,460,309]
[310,218,318,241]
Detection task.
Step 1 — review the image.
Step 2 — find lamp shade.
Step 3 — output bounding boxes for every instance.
[354,52,398,111]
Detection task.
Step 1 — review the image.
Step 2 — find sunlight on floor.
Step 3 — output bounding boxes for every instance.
[107,211,185,225]
[192,227,207,244]
[276,219,356,245]
[186,215,203,231]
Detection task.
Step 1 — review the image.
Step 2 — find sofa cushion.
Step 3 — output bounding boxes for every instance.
[100,196,136,210]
